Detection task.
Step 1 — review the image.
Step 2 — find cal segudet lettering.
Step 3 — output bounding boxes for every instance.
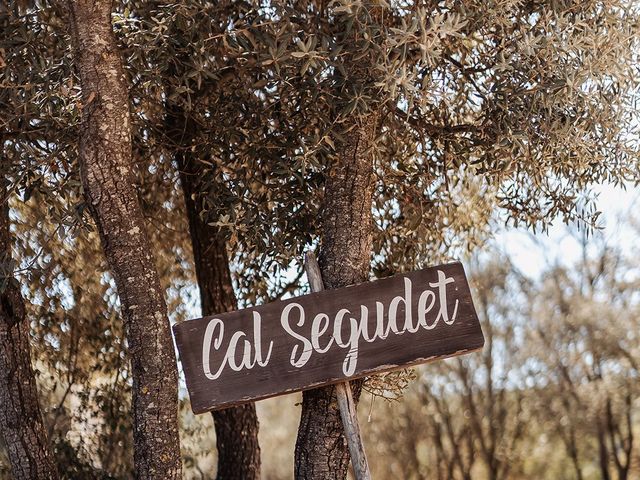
[173,262,484,413]
[202,272,459,379]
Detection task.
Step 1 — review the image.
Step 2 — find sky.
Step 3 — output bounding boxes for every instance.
[496,182,639,278]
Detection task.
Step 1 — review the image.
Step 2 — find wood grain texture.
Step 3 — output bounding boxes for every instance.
[174,262,484,414]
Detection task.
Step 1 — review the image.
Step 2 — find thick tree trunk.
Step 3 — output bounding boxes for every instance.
[0,174,59,480]
[177,150,261,480]
[294,116,378,479]
[67,2,182,478]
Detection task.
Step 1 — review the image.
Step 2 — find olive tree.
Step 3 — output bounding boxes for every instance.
[1,0,639,477]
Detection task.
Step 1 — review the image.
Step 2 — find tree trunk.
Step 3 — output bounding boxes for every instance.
[66,2,182,478]
[565,426,584,480]
[596,419,611,480]
[177,148,261,480]
[0,173,59,480]
[294,116,378,479]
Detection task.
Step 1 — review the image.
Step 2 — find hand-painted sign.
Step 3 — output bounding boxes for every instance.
[174,262,484,413]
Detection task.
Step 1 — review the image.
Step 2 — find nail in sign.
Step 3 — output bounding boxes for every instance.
[174,262,484,413]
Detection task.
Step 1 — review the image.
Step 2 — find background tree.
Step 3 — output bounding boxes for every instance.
[169,110,262,479]
[1,163,59,479]
[356,228,639,480]
[358,255,530,480]
[525,229,640,480]
[418,259,529,480]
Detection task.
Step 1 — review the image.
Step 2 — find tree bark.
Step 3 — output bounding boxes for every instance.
[0,174,59,480]
[66,1,182,478]
[177,148,261,480]
[294,116,378,479]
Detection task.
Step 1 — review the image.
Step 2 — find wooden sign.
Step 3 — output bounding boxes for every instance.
[174,262,484,414]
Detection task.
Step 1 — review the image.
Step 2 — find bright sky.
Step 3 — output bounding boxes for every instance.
[495,182,639,277]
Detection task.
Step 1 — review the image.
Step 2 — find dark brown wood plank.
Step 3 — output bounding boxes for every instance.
[174,262,484,414]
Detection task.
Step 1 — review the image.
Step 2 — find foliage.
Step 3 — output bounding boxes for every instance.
[1,0,639,477]
[116,0,640,287]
